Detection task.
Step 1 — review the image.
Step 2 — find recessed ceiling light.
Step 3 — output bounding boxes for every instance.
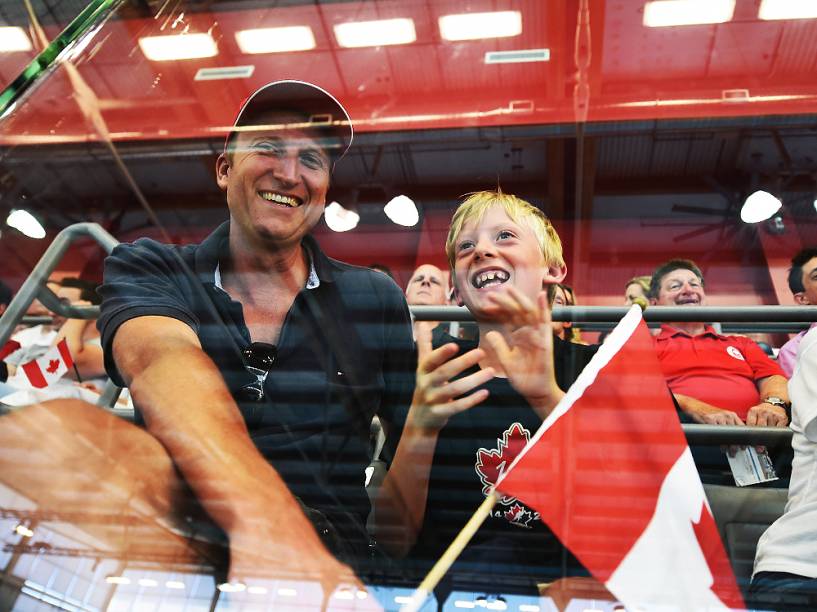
[235,26,316,54]
[759,0,817,20]
[138,33,218,61]
[0,27,32,52]
[324,201,359,232]
[6,209,45,239]
[384,195,419,227]
[334,18,416,48]
[740,190,782,223]
[439,11,522,41]
[643,0,735,27]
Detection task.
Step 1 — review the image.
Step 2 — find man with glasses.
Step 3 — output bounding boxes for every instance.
[6,81,414,592]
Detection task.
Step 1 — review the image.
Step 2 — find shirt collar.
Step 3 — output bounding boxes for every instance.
[657,323,722,340]
[196,222,334,292]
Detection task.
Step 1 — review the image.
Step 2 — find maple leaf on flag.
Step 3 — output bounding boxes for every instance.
[46,359,60,374]
[475,423,530,503]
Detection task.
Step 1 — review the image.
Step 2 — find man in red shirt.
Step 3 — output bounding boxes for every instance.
[649,259,789,427]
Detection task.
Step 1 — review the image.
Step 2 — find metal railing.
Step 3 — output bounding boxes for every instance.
[411,305,817,330]
[0,222,121,408]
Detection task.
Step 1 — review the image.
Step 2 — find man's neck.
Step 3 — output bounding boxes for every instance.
[667,321,707,336]
[224,234,309,303]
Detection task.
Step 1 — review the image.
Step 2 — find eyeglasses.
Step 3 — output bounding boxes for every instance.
[237,342,278,402]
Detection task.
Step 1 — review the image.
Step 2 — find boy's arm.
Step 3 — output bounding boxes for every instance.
[373,331,492,558]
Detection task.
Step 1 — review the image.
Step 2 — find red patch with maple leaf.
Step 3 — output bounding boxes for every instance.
[46,359,61,374]
[475,423,541,528]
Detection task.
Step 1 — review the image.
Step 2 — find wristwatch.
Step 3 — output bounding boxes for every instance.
[762,396,791,411]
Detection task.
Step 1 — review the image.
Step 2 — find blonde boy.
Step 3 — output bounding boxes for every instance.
[374,190,596,593]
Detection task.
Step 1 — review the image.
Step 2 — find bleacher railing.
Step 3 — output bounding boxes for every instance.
[2,223,814,445]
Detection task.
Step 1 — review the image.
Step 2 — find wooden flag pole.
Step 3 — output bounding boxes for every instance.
[401,492,499,612]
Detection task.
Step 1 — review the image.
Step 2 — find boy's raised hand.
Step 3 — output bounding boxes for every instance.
[407,323,494,433]
[482,287,564,419]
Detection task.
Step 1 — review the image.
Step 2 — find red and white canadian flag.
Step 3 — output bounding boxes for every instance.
[21,339,74,389]
[495,306,745,610]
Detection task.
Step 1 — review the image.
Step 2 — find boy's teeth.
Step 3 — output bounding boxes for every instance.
[475,270,509,288]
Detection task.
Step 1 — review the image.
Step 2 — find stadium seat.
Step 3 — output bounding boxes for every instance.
[704,484,788,594]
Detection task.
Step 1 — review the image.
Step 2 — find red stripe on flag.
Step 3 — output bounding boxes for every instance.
[21,360,48,388]
[497,320,688,580]
[56,338,74,369]
[497,313,740,604]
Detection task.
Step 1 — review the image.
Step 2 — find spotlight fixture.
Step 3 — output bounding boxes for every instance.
[740,190,782,223]
[334,18,416,48]
[324,201,360,232]
[6,209,45,238]
[643,0,735,27]
[138,33,218,61]
[384,195,419,227]
[0,26,33,52]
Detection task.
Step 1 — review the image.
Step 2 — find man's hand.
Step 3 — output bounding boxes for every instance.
[407,324,493,434]
[227,521,364,600]
[746,402,788,427]
[690,406,744,426]
[674,394,744,426]
[482,288,564,419]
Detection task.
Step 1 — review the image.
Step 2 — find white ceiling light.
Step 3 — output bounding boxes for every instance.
[138,33,218,61]
[334,18,416,48]
[384,195,419,227]
[7,209,45,239]
[643,0,735,27]
[759,0,817,20]
[740,190,782,223]
[439,11,522,41]
[235,26,316,54]
[324,201,359,232]
[0,26,33,52]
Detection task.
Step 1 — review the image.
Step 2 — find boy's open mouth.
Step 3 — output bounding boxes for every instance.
[472,268,510,289]
[259,191,302,208]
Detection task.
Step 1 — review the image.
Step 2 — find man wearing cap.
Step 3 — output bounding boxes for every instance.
[0,81,414,591]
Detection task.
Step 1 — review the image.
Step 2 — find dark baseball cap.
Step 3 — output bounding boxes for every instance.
[225,80,353,164]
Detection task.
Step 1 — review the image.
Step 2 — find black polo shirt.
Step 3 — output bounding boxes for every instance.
[97,222,415,550]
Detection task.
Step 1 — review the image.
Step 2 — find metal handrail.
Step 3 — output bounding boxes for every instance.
[0,223,117,347]
[411,305,817,324]
[682,424,792,446]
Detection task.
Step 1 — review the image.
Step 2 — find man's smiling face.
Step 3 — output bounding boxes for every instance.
[453,205,560,320]
[653,268,706,307]
[217,111,331,250]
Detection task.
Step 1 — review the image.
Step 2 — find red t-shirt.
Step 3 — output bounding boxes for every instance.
[654,324,785,420]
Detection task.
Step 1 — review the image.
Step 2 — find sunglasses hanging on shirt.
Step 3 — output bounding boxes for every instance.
[236,342,278,402]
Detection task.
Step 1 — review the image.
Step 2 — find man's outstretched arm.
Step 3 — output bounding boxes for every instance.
[113,315,356,588]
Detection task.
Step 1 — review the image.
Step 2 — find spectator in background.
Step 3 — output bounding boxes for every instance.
[548,282,584,344]
[624,275,651,306]
[369,263,394,279]
[405,263,449,343]
[778,248,817,377]
[750,325,817,610]
[649,259,789,427]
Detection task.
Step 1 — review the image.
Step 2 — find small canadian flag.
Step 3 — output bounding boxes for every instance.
[21,339,74,389]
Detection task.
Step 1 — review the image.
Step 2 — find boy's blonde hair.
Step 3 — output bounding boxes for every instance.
[445,189,564,272]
